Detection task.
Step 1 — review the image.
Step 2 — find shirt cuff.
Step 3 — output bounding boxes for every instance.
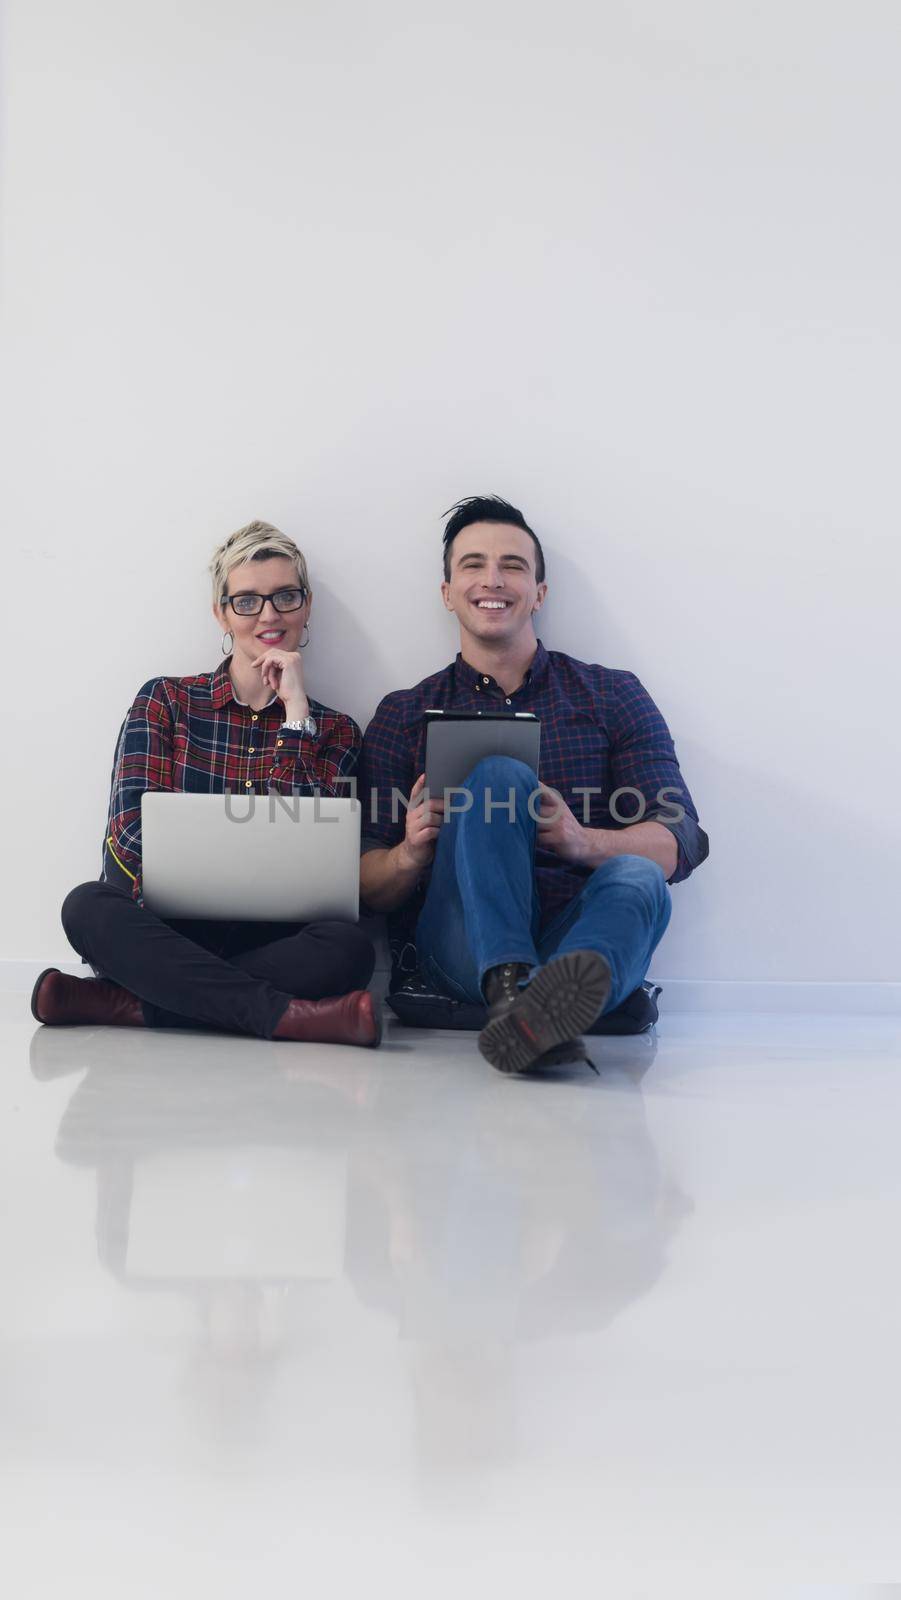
[645,810,710,884]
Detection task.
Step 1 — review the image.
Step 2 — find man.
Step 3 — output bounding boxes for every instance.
[359,495,708,1073]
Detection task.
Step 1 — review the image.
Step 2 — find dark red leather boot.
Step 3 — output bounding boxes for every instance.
[272,989,382,1047]
[31,968,146,1028]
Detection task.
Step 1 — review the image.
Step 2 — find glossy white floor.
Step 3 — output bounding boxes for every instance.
[2,993,900,1597]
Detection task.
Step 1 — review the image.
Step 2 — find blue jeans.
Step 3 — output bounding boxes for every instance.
[415,756,672,1012]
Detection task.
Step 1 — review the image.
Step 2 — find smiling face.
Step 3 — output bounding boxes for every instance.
[213,555,312,671]
[441,522,546,648]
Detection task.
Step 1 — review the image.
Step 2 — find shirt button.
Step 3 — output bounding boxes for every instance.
[277,739,284,747]
[244,780,252,789]
[248,746,255,753]
[505,698,511,705]
[483,676,490,684]
[251,714,258,722]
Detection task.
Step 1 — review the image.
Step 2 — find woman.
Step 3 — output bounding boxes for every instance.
[32,521,380,1046]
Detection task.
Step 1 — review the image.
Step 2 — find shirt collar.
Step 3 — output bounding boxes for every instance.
[454,638,549,695]
[209,658,277,712]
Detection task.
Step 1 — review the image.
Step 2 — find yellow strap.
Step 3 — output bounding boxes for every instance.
[106,835,138,884]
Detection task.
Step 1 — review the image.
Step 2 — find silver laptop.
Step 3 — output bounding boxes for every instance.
[424,710,541,801]
[141,793,360,922]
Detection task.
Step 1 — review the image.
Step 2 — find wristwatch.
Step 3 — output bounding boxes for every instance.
[281,715,318,737]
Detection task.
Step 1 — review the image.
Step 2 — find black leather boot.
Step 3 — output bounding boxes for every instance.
[482,962,532,1020]
[479,950,612,1075]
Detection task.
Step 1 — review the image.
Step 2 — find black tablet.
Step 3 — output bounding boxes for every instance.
[423,710,541,800]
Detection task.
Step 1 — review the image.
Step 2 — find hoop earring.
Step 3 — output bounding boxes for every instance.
[221,630,234,655]
[300,623,310,649]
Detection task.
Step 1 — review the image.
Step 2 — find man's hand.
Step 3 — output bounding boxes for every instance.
[397,774,445,872]
[537,787,678,878]
[536,784,591,864]
[249,647,308,720]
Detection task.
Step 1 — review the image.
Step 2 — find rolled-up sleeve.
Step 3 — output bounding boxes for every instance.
[608,672,709,885]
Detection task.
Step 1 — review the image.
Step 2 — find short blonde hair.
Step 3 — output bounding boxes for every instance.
[210,520,311,605]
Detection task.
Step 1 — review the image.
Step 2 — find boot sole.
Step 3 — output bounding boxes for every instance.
[478,951,611,1075]
[30,968,60,1025]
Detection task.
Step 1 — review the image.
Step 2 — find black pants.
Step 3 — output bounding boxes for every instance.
[61,880,376,1039]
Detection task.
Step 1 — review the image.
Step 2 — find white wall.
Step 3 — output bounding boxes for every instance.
[2,0,899,997]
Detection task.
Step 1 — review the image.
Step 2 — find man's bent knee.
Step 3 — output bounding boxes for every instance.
[464,754,537,790]
[590,854,670,896]
[461,756,539,826]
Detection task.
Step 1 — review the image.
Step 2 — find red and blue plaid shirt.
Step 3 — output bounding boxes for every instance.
[359,641,708,926]
[104,659,362,899]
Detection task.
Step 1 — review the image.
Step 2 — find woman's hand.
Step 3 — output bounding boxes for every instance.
[396,774,445,871]
[249,647,309,720]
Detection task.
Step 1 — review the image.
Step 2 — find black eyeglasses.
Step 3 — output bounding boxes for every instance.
[221,587,307,617]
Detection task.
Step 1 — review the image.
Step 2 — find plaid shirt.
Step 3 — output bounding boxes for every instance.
[359,641,708,926]
[104,659,362,900]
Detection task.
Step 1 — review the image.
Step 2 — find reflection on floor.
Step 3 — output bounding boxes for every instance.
[2,996,900,1595]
